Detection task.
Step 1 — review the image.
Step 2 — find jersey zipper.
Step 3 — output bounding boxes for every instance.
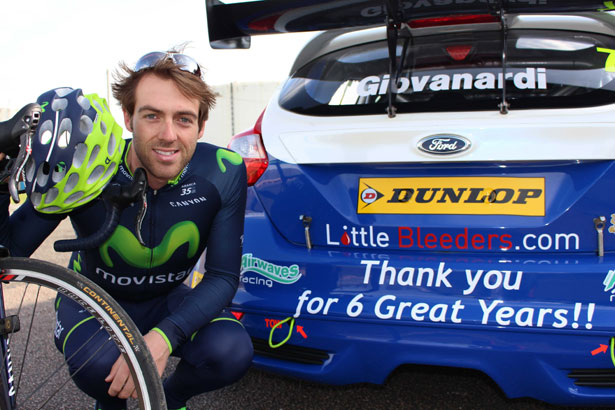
[146,188,158,273]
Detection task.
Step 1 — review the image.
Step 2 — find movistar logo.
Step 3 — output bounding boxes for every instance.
[100,221,200,268]
[241,253,301,284]
[72,253,83,273]
[216,149,243,173]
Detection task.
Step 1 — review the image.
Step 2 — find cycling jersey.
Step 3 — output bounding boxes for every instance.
[2,140,247,352]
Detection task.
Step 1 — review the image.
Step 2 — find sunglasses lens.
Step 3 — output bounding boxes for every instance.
[134,52,167,72]
[134,52,201,77]
[171,54,201,77]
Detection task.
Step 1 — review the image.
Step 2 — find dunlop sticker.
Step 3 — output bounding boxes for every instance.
[358,177,545,216]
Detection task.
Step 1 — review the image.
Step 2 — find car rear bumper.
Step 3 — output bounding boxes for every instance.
[236,201,615,406]
[242,314,615,406]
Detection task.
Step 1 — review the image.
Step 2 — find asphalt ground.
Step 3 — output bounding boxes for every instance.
[6,214,607,410]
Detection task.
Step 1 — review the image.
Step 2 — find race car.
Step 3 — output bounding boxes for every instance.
[207,1,615,405]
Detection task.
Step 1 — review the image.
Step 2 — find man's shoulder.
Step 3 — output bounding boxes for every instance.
[192,142,245,176]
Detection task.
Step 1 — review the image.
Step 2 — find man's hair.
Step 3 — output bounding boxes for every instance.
[112,55,217,130]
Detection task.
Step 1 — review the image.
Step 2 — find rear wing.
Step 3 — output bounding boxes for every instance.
[205,0,612,49]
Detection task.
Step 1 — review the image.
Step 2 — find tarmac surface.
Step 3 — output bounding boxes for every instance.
[7,215,606,410]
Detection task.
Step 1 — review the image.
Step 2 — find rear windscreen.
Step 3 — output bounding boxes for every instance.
[279,29,615,115]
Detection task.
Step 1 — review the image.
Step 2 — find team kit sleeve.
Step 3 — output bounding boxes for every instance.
[3,195,64,257]
[154,158,248,352]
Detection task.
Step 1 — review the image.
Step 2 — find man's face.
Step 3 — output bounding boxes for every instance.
[123,73,204,189]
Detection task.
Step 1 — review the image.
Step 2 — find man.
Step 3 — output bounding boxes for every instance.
[3,51,252,410]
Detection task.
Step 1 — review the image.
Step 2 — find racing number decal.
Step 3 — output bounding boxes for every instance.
[597,47,615,72]
[358,177,545,216]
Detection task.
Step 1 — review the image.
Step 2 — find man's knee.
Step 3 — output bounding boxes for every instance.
[183,319,253,381]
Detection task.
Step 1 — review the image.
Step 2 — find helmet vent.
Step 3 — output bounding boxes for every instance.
[58,118,72,148]
[73,143,88,168]
[45,187,59,204]
[64,173,79,193]
[100,120,107,136]
[87,165,105,184]
[108,132,117,156]
[52,98,68,112]
[88,145,101,169]
[52,161,67,183]
[30,192,42,207]
[77,95,91,110]
[39,120,54,145]
[102,162,117,180]
[92,100,103,113]
[36,162,50,187]
[66,191,84,204]
[79,115,93,135]
[25,157,35,182]
[55,88,73,98]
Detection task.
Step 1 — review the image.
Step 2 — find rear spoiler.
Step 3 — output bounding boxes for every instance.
[205,0,612,49]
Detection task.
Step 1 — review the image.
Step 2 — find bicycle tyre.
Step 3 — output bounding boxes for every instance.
[0,257,167,410]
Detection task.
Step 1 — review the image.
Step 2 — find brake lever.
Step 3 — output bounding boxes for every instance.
[105,167,148,245]
[131,168,148,247]
[8,132,34,202]
[6,104,41,202]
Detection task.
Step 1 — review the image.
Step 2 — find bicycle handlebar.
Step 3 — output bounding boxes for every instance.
[0,103,148,254]
[0,104,41,202]
[0,103,40,153]
[54,167,148,252]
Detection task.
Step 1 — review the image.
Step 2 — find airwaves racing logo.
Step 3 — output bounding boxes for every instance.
[358,177,545,216]
[241,253,301,285]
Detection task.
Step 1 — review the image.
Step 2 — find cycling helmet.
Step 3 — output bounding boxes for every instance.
[25,87,125,213]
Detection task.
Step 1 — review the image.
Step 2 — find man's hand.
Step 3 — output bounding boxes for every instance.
[106,330,171,399]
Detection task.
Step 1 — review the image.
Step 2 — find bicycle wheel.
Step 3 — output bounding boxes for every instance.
[0,257,166,410]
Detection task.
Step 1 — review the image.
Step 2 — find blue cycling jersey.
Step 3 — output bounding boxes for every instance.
[1,140,247,351]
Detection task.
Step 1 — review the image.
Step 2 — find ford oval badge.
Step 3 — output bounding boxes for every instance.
[417,135,471,155]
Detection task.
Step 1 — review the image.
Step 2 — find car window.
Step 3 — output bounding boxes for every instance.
[279,29,615,115]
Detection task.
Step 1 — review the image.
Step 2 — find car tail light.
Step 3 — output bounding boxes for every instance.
[248,14,281,31]
[228,110,269,186]
[409,14,500,29]
[446,45,473,61]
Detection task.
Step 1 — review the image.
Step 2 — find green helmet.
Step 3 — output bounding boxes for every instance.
[25,87,125,213]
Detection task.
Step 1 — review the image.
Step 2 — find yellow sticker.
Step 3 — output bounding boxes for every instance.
[357,177,545,216]
[597,47,615,72]
[190,271,204,288]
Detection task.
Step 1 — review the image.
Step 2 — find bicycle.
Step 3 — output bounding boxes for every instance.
[0,103,167,409]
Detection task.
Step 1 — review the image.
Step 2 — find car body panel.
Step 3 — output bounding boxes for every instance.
[238,204,615,405]
[262,102,615,164]
[252,156,615,253]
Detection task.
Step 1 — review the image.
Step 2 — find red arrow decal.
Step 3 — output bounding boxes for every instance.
[297,325,307,339]
[592,344,608,356]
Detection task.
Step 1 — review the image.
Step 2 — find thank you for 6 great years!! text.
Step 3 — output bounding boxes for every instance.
[293,260,596,330]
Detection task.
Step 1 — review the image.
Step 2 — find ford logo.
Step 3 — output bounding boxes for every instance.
[417,135,471,155]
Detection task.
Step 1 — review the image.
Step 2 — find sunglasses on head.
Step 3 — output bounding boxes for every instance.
[134,51,201,77]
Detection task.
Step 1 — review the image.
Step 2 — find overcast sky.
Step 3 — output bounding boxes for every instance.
[1,0,316,109]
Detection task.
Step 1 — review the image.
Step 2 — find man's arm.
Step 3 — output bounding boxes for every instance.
[154,157,248,353]
[5,197,63,256]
